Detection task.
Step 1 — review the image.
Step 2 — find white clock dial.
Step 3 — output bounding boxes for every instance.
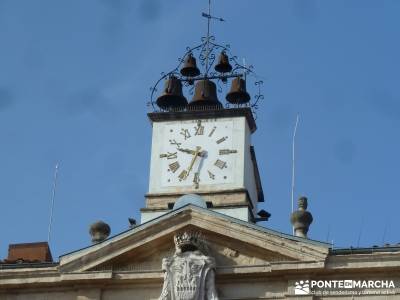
[159,119,237,188]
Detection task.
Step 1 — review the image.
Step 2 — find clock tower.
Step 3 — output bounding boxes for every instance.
[141,9,266,224]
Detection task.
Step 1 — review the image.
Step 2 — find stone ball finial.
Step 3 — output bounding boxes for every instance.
[290,196,313,238]
[89,220,111,244]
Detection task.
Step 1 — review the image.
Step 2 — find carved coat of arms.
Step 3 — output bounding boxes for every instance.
[159,231,219,300]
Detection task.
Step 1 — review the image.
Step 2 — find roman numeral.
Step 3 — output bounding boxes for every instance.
[219,149,237,155]
[216,136,228,144]
[207,170,215,180]
[208,126,216,137]
[168,161,180,173]
[193,172,200,188]
[214,159,227,169]
[180,128,191,140]
[160,152,178,159]
[178,170,188,181]
[169,139,182,148]
[194,120,204,136]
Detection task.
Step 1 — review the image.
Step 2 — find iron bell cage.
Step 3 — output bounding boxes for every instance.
[148,30,264,118]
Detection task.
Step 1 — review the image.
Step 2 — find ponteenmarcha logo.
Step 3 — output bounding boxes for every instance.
[294,280,310,295]
[294,279,395,295]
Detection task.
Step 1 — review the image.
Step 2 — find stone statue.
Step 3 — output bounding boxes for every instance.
[159,231,219,300]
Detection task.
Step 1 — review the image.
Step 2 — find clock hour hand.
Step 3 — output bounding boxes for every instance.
[185,146,201,179]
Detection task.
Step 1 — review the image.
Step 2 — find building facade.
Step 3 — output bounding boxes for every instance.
[1,203,400,299]
[1,106,400,299]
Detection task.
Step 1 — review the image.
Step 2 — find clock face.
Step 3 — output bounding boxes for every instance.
[159,119,238,189]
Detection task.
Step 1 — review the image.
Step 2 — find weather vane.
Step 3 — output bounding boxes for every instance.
[148,0,264,116]
[202,0,224,76]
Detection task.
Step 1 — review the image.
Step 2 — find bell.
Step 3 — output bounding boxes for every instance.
[156,76,188,110]
[214,51,232,73]
[180,53,200,77]
[226,77,251,104]
[189,80,222,108]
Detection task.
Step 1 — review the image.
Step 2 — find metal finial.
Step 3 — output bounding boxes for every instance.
[202,0,225,76]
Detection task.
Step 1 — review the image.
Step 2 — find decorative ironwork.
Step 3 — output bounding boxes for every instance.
[148,0,264,118]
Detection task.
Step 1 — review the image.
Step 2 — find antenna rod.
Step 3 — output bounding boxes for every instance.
[381,220,389,245]
[291,114,299,234]
[326,224,331,242]
[356,216,364,248]
[47,163,59,245]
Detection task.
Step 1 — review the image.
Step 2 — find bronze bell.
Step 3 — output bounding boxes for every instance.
[189,80,222,108]
[156,76,187,110]
[215,51,232,73]
[226,77,251,104]
[180,53,200,77]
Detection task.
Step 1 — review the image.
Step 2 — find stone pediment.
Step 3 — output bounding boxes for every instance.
[59,205,329,274]
[88,235,294,273]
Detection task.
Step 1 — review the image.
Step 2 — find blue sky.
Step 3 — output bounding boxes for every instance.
[1,0,399,260]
